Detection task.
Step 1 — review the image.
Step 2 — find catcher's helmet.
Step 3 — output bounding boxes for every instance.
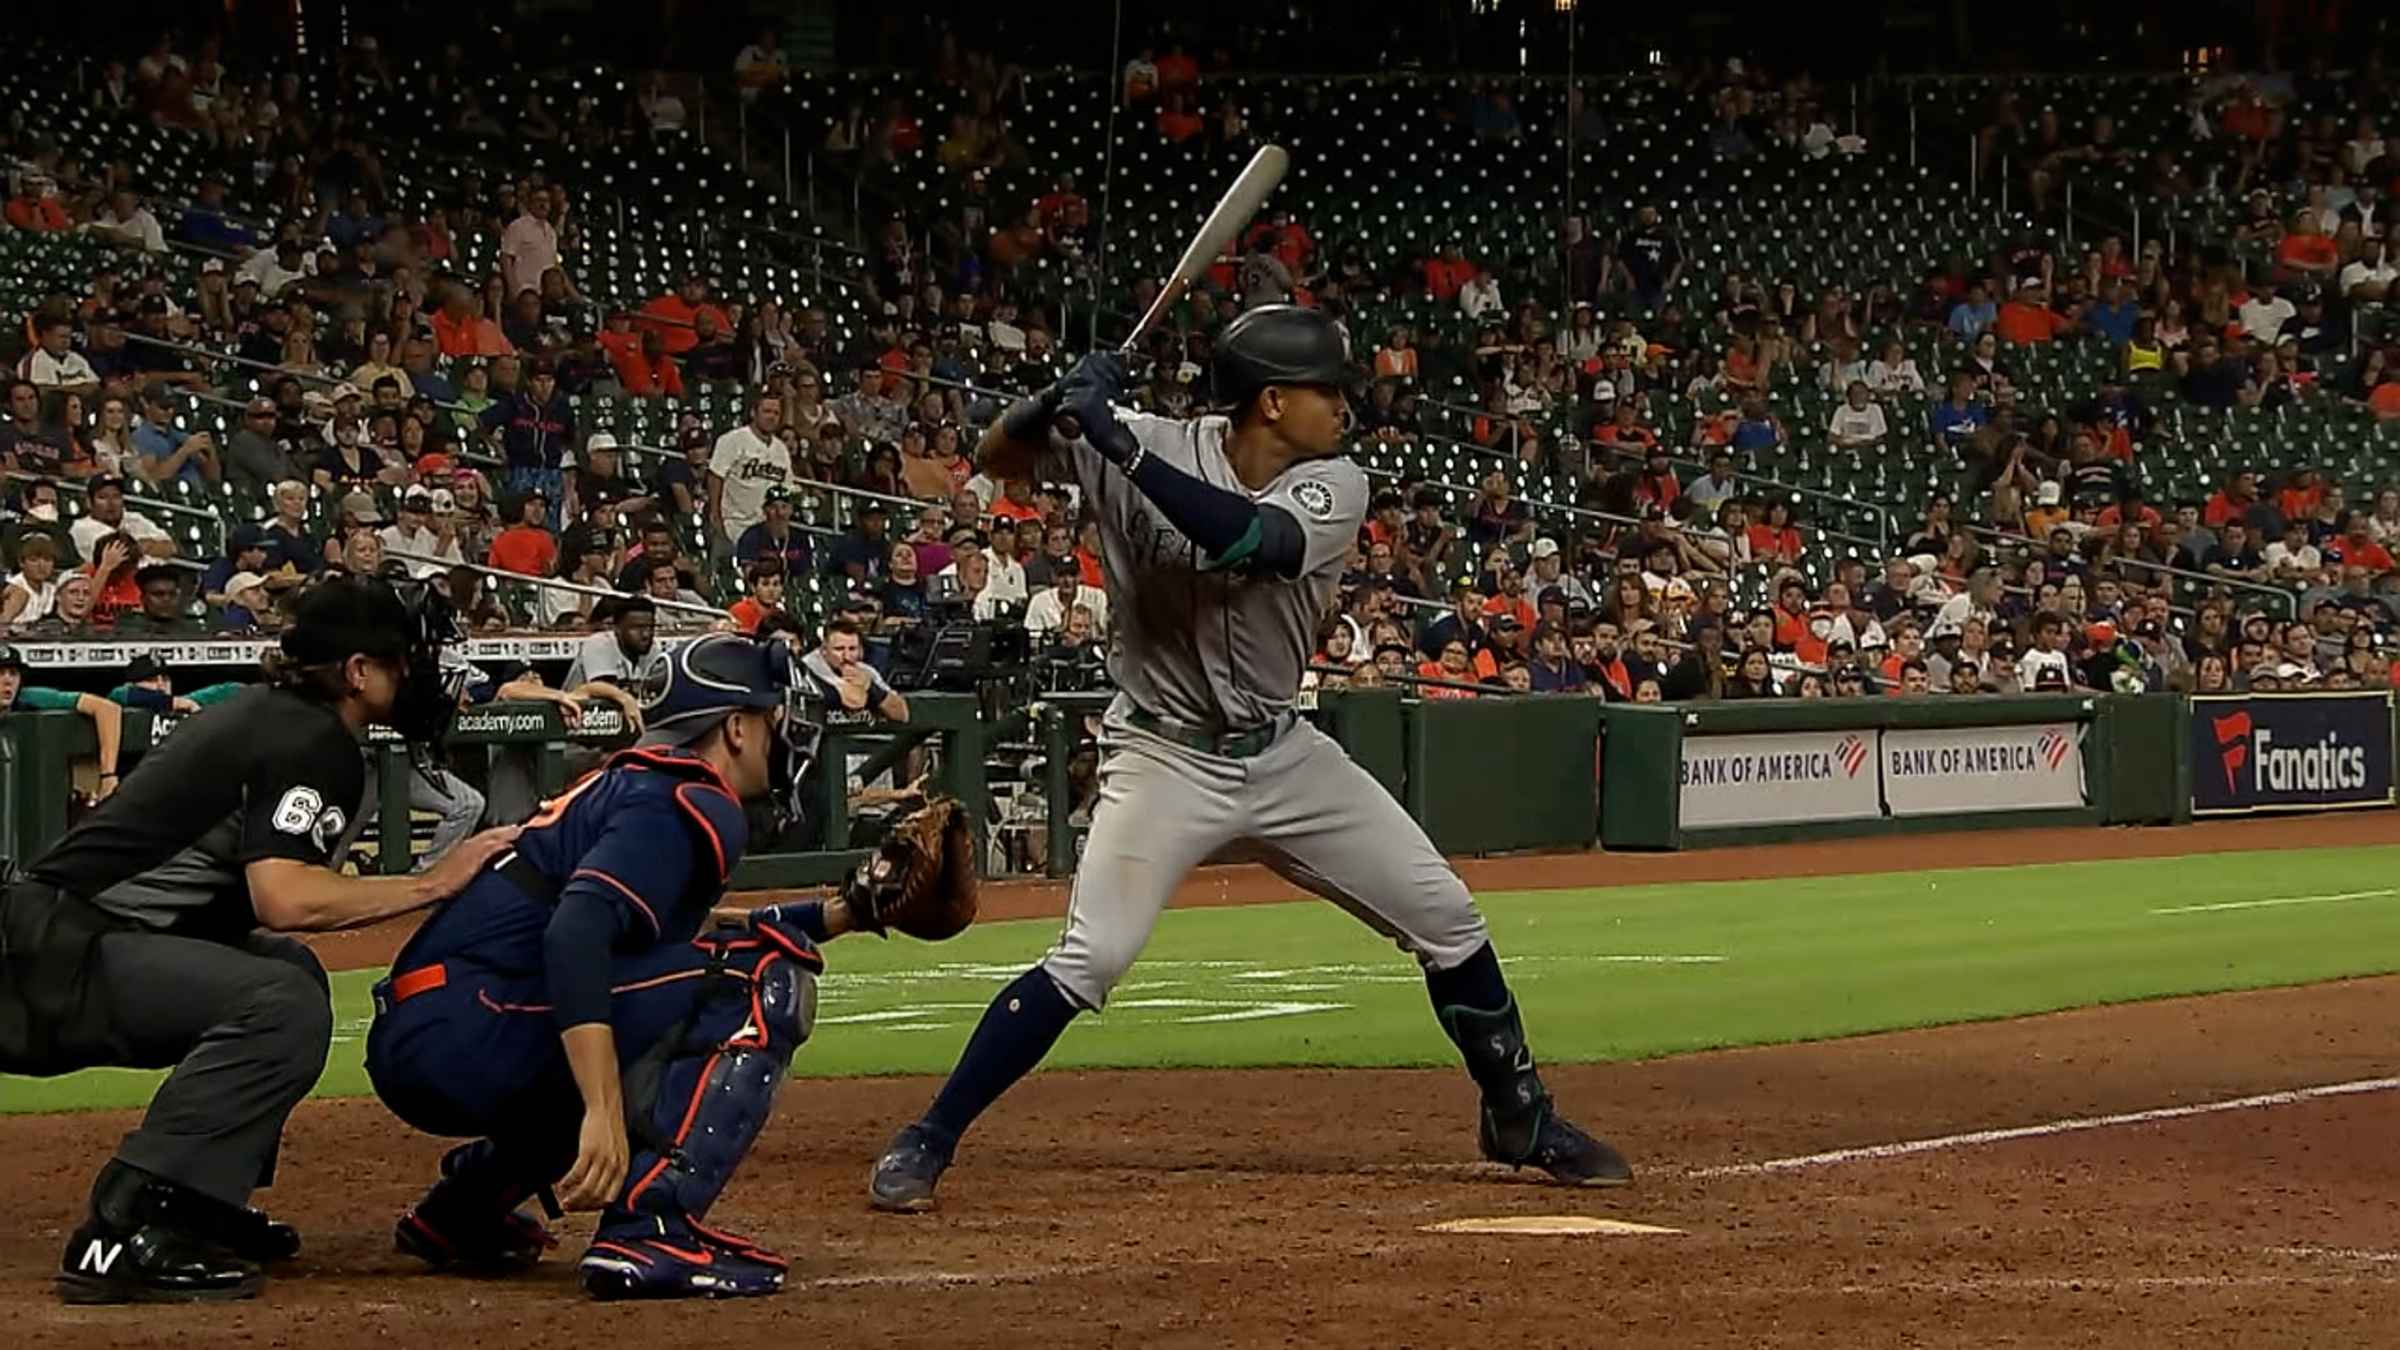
[637,633,819,820]
[1212,304,1356,412]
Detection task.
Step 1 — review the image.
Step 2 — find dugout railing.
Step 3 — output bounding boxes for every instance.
[3,690,2392,876]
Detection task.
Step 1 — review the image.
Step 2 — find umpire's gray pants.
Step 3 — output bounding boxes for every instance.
[99,930,333,1206]
[1040,703,1491,1010]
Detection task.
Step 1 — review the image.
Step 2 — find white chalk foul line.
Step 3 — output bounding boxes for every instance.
[1689,1075,2400,1178]
[2150,888,2397,916]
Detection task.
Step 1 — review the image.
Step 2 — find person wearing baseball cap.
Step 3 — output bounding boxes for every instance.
[109,654,243,716]
[223,395,297,496]
[0,645,124,782]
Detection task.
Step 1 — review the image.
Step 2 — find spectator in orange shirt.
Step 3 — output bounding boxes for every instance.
[1423,242,1477,302]
[2203,470,2261,528]
[4,175,71,232]
[2371,377,2400,422]
[1373,325,1419,381]
[1993,281,2075,344]
[987,476,1044,526]
[431,284,514,358]
[1246,211,1314,275]
[2276,212,2341,278]
[487,489,560,576]
[2277,468,2327,524]
[639,275,731,355]
[727,559,789,635]
[1154,42,1198,91]
[605,324,685,400]
[1417,636,1483,698]
[1157,91,1204,142]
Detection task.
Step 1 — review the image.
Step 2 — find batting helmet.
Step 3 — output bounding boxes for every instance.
[1212,304,1355,412]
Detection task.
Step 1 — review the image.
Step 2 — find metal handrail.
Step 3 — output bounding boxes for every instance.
[1960,521,2299,618]
[385,549,730,620]
[610,439,933,518]
[1309,661,1524,698]
[2,468,225,524]
[1655,452,1898,551]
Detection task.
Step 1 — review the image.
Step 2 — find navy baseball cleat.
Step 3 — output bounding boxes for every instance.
[393,1143,557,1274]
[580,1214,786,1300]
[1480,1106,1634,1187]
[868,1122,955,1213]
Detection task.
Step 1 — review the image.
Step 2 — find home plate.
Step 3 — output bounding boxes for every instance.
[1422,1217,1683,1237]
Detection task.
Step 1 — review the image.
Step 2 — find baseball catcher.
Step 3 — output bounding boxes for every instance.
[365,632,976,1300]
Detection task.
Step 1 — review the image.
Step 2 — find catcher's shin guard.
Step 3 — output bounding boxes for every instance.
[615,943,816,1226]
[1437,998,1633,1187]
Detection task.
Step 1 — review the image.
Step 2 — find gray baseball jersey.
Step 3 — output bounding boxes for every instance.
[1042,409,1365,729]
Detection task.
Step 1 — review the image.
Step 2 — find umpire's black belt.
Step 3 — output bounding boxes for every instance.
[1125,706,1297,759]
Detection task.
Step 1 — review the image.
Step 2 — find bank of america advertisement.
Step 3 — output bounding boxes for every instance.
[1882,723,2086,816]
[2190,692,2396,815]
[1678,731,1881,828]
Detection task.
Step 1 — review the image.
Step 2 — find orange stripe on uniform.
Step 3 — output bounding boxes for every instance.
[572,868,662,936]
[390,964,448,1002]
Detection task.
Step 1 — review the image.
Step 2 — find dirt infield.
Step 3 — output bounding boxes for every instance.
[13,811,2400,1347]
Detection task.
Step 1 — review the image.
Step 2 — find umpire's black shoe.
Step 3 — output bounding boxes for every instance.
[868,1122,955,1214]
[56,1163,263,1305]
[166,1189,301,1264]
[1479,1104,1635,1188]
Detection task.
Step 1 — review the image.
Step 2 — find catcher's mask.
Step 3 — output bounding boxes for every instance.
[281,570,466,746]
[636,633,819,823]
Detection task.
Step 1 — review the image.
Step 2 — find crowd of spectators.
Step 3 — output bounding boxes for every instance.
[0,26,2396,720]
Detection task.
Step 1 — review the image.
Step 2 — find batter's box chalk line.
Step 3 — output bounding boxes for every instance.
[1688,1075,2400,1178]
[1421,1216,1682,1237]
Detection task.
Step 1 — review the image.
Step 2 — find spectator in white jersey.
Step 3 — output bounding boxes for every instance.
[1022,564,1110,639]
[707,392,790,551]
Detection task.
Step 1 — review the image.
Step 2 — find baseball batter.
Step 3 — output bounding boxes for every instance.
[868,305,1630,1211]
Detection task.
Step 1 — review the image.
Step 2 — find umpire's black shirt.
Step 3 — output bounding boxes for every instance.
[30,686,365,943]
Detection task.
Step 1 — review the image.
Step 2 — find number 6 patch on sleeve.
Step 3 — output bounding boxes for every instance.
[272,787,327,835]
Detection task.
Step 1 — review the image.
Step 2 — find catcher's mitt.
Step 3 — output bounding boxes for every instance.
[840,795,978,940]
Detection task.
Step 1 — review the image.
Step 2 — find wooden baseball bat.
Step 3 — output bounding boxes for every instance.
[1056,143,1291,439]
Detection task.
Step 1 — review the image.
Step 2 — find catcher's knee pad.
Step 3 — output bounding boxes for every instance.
[618,949,814,1222]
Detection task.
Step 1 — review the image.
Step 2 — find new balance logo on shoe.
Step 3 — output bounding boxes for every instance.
[78,1239,123,1276]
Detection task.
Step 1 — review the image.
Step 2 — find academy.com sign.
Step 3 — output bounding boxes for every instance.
[2191,692,2395,815]
[1678,722,2087,828]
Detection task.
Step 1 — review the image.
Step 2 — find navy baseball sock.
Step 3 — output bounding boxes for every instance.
[920,967,1082,1144]
[1424,941,1510,1015]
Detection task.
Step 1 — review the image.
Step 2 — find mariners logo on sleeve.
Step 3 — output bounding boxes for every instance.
[1291,479,1338,521]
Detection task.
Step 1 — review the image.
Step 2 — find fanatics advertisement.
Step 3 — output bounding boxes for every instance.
[1882,723,2087,817]
[2190,692,2396,816]
[1678,731,1882,828]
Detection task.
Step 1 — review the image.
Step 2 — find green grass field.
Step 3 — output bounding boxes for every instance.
[9,844,2400,1115]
